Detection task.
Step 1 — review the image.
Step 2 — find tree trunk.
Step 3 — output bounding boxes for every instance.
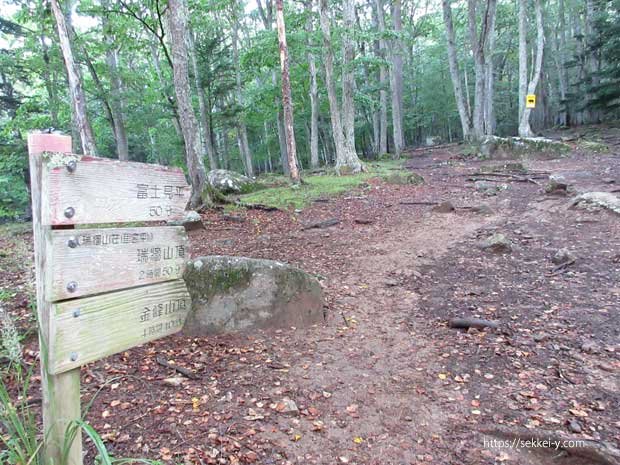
[51,0,97,155]
[275,0,300,183]
[467,0,497,140]
[305,0,320,169]
[518,0,544,137]
[167,0,209,207]
[231,12,253,177]
[484,0,497,135]
[319,0,363,174]
[441,0,472,139]
[188,29,218,170]
[102,0,129,160]
[555,0,569,126]
[390,0,404,156]
[373,0,388,155]
[341,0,357,154]
[586,0,601,123]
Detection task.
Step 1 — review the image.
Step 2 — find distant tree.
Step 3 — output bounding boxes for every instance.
[587,0,620,114]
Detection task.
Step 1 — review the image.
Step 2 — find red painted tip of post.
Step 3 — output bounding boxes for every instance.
[27,132,72,157]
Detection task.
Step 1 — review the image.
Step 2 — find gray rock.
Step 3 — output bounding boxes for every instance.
[475,181,507,196]
[471,204,494,215]
[432,201,455,213]
[545,174,571,195]
[478,233,513,254]
[478,137,498,158]
[568,420,583,434]
[572,192,620,215]
[168,210,204,231]
[183,256,325,335]
[207,169,257,194]
[552,248,576,265]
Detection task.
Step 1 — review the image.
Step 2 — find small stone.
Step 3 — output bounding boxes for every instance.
[163,377,184,387]
[568,420,583,434]
[533,333,548,343]
[552,248,576,265]
[471,204,494,215]
[167,210,204,231]
[581,341,600,354]
[475,181,507,196]
[478,233,513,254]
[275,398,299,416]
[432,201,455,213]
[602,178,615,184]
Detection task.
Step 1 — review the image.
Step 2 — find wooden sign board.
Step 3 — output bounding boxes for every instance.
[49,280,191,374]
[47,226,188,301]
[526,94,536,109]
[41,153,191,225]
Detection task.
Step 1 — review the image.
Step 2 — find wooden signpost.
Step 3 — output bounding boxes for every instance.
[28,133,193,465]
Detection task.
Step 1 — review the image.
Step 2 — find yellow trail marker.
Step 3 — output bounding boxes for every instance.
[526,94,536,109]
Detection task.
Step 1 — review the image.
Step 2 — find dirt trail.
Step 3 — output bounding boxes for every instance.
[2,132,619,465]
[72,145,618,465]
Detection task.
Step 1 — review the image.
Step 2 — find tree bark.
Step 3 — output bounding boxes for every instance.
[441,0,472,139]
[373,0,388,155]
[390,0,404,156]
[518,0,544,137]
[275,0,300,183]
[319,0,363,174]
[188,29,218,170]
[102,0,129,160]
[167,0,209,207]
[51,0,97,155]
[467,0,496,139]
[231,9,253,177]
[341,0,357,154]
[305,0,320,169]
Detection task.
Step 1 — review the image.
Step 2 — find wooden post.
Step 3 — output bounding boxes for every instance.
[28,133,83,465]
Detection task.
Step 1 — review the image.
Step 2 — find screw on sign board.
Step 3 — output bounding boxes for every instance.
[28,133,193,465]
[526,94,536,109]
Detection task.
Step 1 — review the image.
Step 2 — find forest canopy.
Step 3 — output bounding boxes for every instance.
[0,0,618,218]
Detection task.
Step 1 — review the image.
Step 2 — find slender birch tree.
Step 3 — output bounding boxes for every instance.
[518,0,544,137]
[275,0,300,183]
[51,0,97,155]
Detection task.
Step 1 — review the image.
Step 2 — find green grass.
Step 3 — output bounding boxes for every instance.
[239,160,407,210]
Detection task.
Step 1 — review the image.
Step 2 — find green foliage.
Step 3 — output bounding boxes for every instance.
[0,140,29,221]
[239,160,406,210]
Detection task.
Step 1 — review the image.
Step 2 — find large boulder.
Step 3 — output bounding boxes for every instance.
[477,136,571,160]
[571,192,620,215]
[207,169,257,194]
[183,256,325,335]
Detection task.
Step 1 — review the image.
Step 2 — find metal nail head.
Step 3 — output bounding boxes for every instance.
[72,309,81,318]
[66,160,77,173]
[70,352,78,362]
[64,206,75,219]
[66,281,78,293]
[67,236,78,248]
